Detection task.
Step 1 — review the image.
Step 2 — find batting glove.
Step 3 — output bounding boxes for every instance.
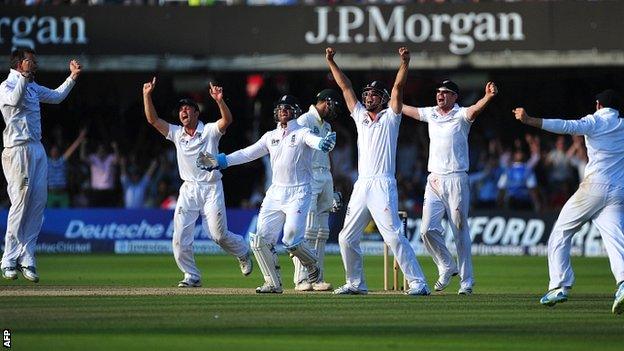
[318,132,336,153]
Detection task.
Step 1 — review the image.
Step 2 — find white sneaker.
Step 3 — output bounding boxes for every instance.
[332,284,367,295]
[540,287,569,306]
[256,283,283,294]
[2,267,18,280]
[178,278,202,288]
[434,270,458,291]
[312,281,333,291]
[295,281,313,291]
[20,266,39,283]
[237,253,253,276]
[458,287,473,295]
[405,283,431,296]
[612,282,624,315]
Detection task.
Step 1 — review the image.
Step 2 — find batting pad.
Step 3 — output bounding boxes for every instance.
[250,233,282,288]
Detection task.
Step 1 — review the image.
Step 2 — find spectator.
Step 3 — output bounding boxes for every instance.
[47,129,86,208]
[120,157,158,209]
[80,141,120,207]
[497,148,541,212]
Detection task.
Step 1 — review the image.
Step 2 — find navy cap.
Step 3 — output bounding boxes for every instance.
[595,89,620,109]
[176,98,199,111]
[438,80,460,95]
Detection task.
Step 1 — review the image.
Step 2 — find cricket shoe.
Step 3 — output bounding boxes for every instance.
[540,287,569,306]
[294,281,313,291]
[237,253,253,276]
[312,281,333,291]
[434,270,459,291]
[332,284,367,295]
[2,267,18,280]
[405,283,431,296]
[256,283,283,294]
[178,278,202,288]
[612,282,624,315]
[19,266,39,283]
[458,287,473,295]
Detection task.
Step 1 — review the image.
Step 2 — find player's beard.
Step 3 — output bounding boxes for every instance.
[364,100,382,112]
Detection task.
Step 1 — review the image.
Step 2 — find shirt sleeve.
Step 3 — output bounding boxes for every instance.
[166,124,179,142]
[0,75,28,106]
[303,128,324,151]
[226,132,270,166]
[541,115,597,136]
[36,77,76,104]
[207,122,224,138]
[417,107,431,123]
[458,107,473,124]
[351,101,366,123]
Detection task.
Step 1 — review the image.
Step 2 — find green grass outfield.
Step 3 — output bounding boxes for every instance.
[1,255,622,351]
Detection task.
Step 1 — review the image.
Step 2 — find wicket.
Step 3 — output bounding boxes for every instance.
[383,211,409,291]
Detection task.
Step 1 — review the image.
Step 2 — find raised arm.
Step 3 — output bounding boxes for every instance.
[62,128,87,160]
[225,134,270,167]
[304,130,336,153]
[465,81,497,122]
[209,82,233,133]
[514,107,597,136]
[37,59,81,104]
[142,77,170,137]
[390,47,410,115]
[325,47,358,113]
[401,104,423,121]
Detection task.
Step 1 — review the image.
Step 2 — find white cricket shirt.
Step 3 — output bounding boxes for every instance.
[542,107,624,186]
[0,69,75,147]
[167,121,223,183]
[226,119,323,187]
[351,101,401,178]
[418,104,472,174]
[297,105,332,170]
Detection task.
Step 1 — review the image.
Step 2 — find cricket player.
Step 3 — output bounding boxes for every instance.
[197,95,337,293]
[402,80,498,295]
[513,89,624,314]
[291,88,343,292]
[142,77,252,288]
[1,48,81,282]
[325,46,430,296]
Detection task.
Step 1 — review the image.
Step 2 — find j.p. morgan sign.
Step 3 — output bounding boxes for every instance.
[305,6,525,55]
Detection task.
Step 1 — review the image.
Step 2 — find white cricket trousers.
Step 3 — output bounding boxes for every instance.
[257,184,311,247]
[548,182,624,290]
[1,142,47,269]
[338,175,427,291]
[421,172,474,289]
[173,180,248,281]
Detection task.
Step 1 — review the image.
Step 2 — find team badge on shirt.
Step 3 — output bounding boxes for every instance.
[289,134,297,147]
[312,127,319,134]
[271,139,280,146]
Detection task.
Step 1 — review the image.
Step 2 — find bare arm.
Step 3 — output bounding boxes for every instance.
[209,82,233,133]
[466,81,497,122]
[401,104,423,121]
[62,128,87,160]
[513,107,543,129]
[325,47,358,113]
[142,77,170,137]
[390,47,410,115]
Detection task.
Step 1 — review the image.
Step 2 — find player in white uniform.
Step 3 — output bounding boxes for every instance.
[197,95,337,293]
[514,89,624,314]
[402,80,498,295]
[291,89,343,292]
[142,77,252,288]
[1,48,81,282]
[325,46,430,296]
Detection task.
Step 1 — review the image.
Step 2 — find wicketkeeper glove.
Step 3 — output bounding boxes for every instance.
[196,151,228,171]
[318,131,336,153]
[331,191,343,213]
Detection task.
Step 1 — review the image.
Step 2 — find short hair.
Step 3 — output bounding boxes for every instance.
[9,48,36,70]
